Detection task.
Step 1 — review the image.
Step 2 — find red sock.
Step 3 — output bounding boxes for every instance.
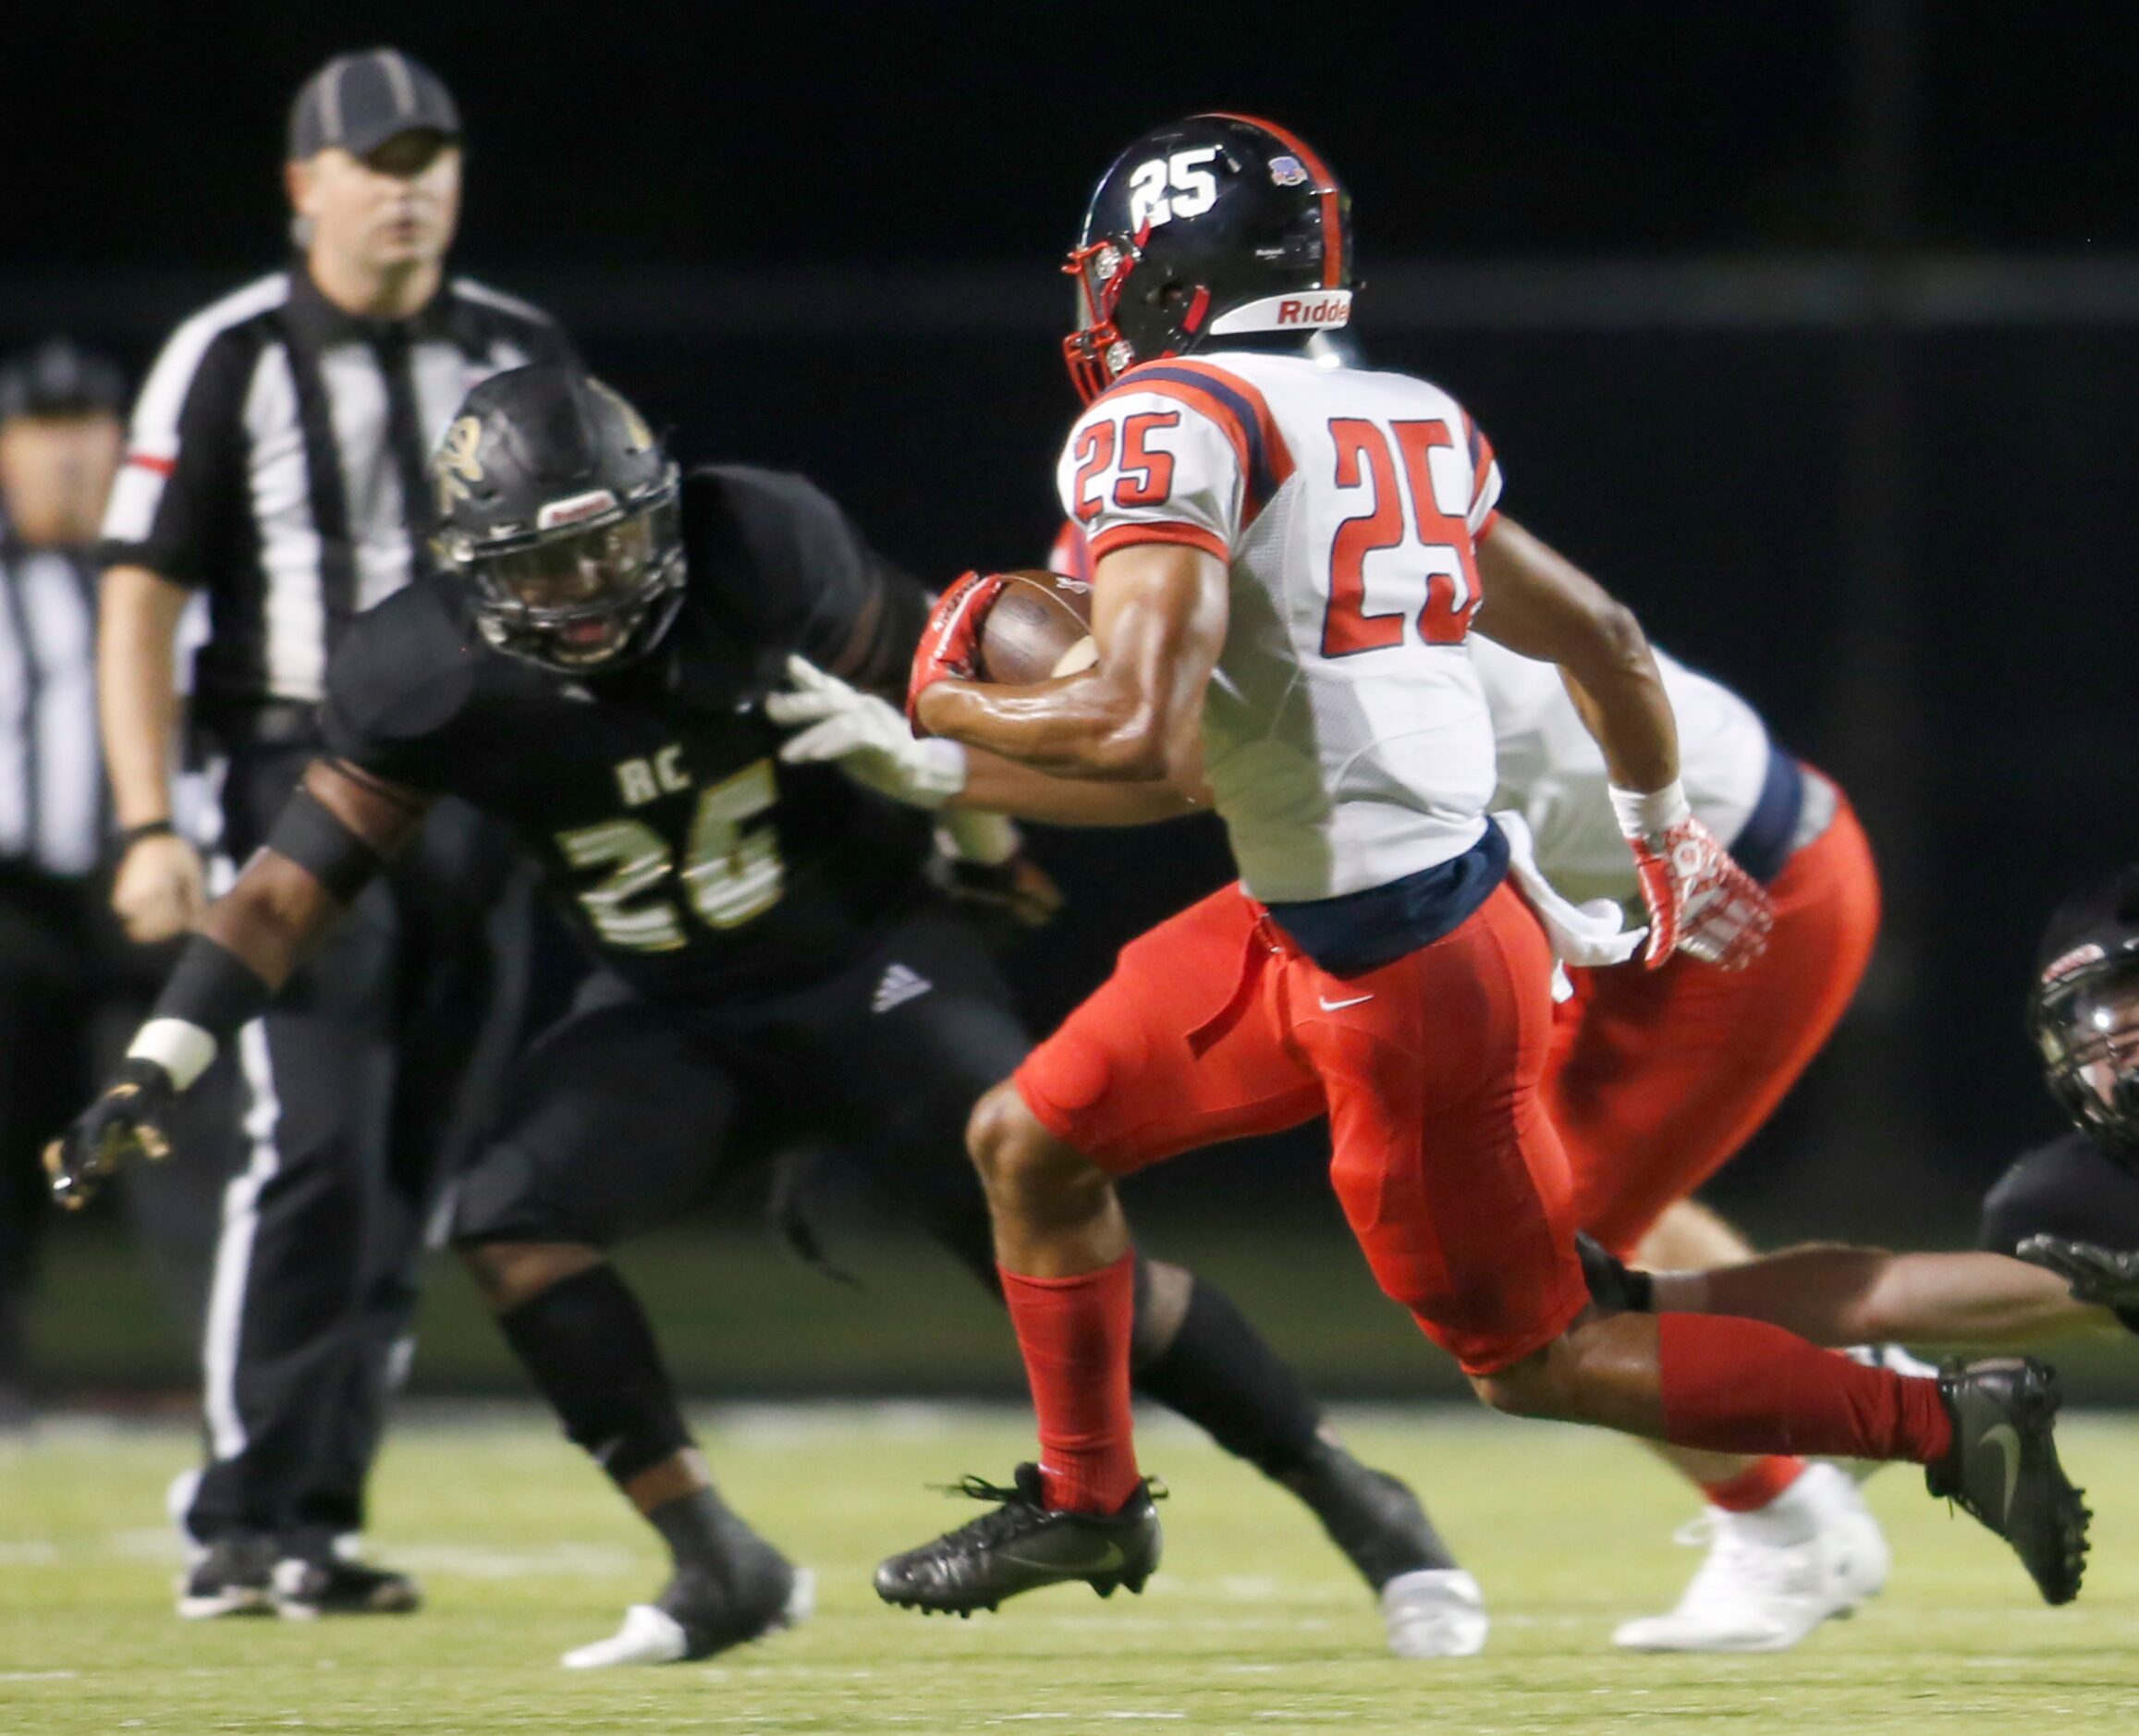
[999,1253,1142,1512]
[1701,1456,1805,1512]
[1658,1314,1953,1464]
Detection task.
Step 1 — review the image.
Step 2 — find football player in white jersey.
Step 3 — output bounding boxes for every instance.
[874,115,2088,1645]
[1036,527,1891,1652]
[1473,635,1890,1650]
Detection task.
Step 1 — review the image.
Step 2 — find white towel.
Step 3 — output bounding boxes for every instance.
[1491,811,1646,1000]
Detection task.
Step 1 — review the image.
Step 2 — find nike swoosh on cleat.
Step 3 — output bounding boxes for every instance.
[998,1540,1126,1575]
[1981,1423,2023,1525]
[1318,994,1374,1011]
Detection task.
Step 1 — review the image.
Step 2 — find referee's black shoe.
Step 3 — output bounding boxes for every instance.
[1925,1357,2090,1605]
[874,1463,1162,1615]
[272,1548,422,1619]
[177,1532,279,1619]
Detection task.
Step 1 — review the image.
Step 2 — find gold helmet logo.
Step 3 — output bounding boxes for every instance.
[589,378,655,450]
[434,414,485,515]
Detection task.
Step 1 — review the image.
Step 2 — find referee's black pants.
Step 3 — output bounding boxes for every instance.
[184,736,540,1549]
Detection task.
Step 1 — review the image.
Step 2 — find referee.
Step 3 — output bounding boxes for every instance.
[0,341,133,1420]
[98,49,575,1619]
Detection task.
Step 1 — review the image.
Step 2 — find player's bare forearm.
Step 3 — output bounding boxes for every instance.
[202,851,348,991]
[920,543,1225,782]
[1472,517,1678,793]
[205,758,429,988]
[1651,1245,2114,1349]
[952,745,1209,826]
[98,563,193,825]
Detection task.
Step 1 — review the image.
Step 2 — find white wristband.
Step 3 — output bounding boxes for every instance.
[937,808,1021,866]
[127,1018,218,1093]
[1608,779,1693,841]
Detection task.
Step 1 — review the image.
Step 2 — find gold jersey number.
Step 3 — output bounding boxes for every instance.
[556,760,785,952]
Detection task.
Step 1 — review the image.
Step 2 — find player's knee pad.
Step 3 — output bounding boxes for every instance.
[450,1142,602,1250]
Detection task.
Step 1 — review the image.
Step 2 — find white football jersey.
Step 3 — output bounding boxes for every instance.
[1471,634,1773,905]
[1056,351,1503,903]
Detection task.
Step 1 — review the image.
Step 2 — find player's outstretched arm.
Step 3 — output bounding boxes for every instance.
[1648,1243,2118,1348]
[43,758,431,1208]
[911,543,1226,783]
[1473,515,1772,969]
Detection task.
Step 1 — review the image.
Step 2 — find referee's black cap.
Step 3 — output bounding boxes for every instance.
[288,48,461,163]
[0,339,128,423]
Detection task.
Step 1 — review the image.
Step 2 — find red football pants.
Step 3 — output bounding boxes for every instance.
[1552,790,1881,1256]
[1016,880,1591,1375]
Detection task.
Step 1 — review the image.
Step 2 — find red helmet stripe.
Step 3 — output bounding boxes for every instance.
[1200,112,1343,289]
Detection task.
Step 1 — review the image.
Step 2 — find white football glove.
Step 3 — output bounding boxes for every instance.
[766,654,967,810]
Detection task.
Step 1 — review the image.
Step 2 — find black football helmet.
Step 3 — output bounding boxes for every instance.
[2028,865,2139,1164]
[431,366,683,672]
[1063,113,1353,402]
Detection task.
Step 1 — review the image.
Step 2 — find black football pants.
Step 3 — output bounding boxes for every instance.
[450,898,1016,1274]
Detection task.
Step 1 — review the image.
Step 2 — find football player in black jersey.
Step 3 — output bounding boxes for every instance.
[1590,864,2139,1347]
[48,366,1458,1666]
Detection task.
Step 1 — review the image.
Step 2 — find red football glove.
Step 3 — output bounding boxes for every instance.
[1612,783,1775,972]
[907,569,1006,734]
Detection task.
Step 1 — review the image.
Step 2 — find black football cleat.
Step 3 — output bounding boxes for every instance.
[874,1464,1162,1616]
[271,1550,422,1619]
[177,1532,280,1620]
[1279,1434,1453,1591]
[1925,1357,2090,1605]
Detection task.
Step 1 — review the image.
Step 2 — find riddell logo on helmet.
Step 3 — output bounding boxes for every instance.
[1206,289,1353,337]
[536,489,619,531]
[2043,942,2107,985]
[1276,296,1349,326]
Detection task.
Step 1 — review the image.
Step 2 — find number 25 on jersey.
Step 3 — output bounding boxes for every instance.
[1323,418,1482,659]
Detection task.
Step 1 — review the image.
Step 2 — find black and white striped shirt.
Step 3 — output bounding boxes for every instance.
[100,263,573,710]
[0,532,102,877]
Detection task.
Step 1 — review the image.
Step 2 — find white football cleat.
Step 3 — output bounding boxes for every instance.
[1380,1567,1488,1657]
[563,1603,691,1669]
[1612,1463,1889,1653]
[561,1569,814,1669]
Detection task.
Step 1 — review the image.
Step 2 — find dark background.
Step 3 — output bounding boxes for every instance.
[7,1,2139,1388]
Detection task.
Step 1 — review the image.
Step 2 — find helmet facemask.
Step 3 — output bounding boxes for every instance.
[2031,950,2139,1165]
[451,477,685,673]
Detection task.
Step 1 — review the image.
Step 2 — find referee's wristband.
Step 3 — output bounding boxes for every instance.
[118,818,178,850]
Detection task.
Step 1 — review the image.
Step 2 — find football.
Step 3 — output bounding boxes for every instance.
[976,568,1095,685]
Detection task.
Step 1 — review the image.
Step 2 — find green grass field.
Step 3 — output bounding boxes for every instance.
[3,1405,2137,1734]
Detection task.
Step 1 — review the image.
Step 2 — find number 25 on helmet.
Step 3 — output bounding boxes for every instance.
[1063,113,1354,403]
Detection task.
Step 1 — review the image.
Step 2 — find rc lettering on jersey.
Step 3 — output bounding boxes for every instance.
[615,745,693,807]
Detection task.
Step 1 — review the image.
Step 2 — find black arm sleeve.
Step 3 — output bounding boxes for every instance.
[264,785,391,904]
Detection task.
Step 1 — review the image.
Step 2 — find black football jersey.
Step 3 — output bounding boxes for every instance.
[321,464,935,1000]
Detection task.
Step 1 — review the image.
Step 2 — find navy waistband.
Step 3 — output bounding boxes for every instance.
[1729,743,1803,886]
[1264,823,1511,978]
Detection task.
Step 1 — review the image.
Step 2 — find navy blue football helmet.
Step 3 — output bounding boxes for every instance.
[1063,114,1353,401]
